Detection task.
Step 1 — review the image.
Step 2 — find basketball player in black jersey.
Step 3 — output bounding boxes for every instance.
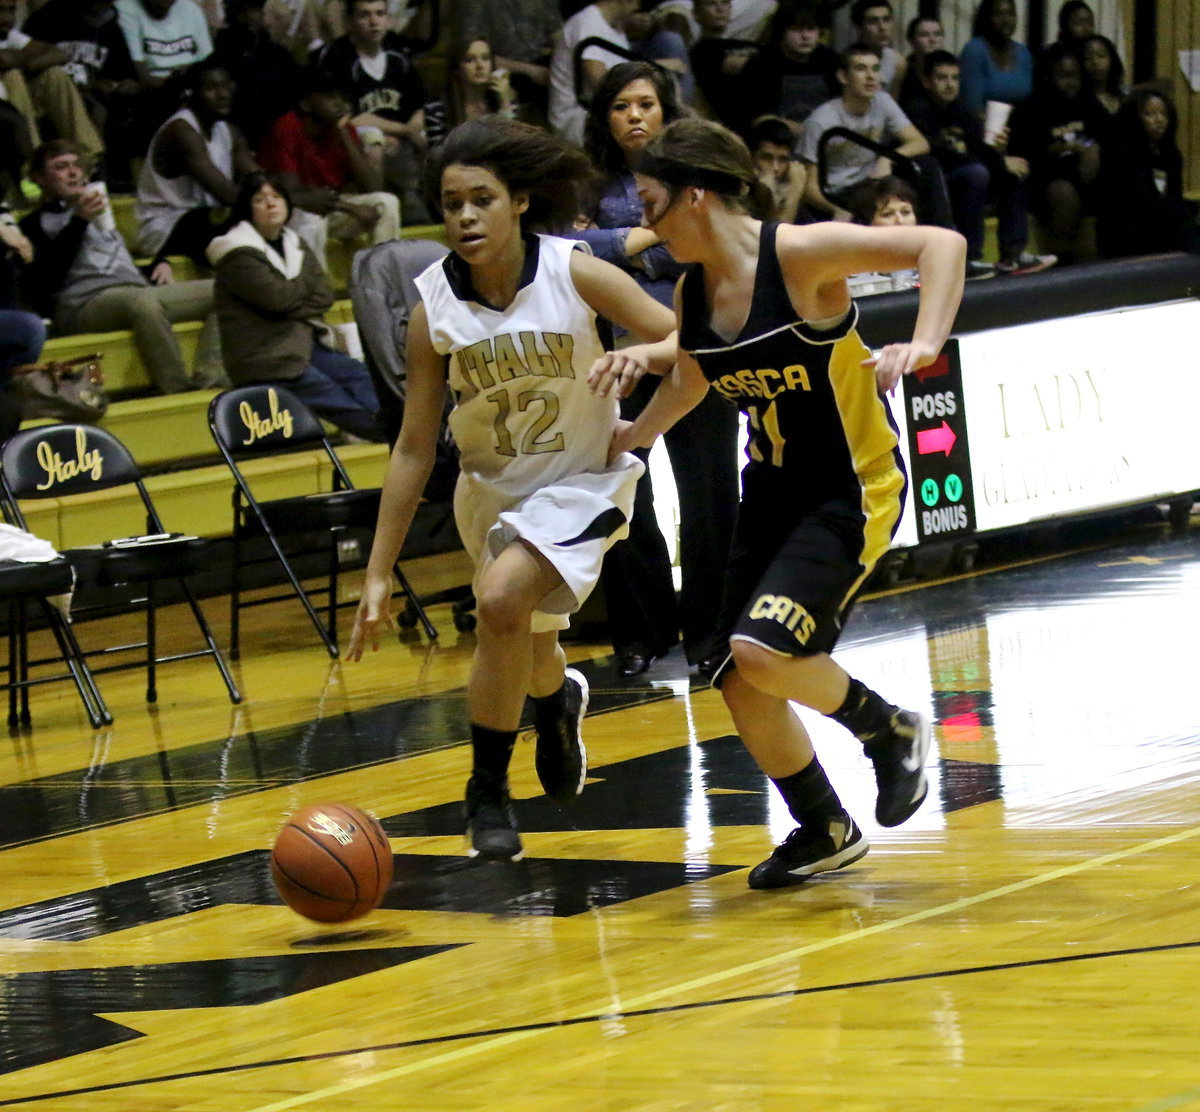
[592,118,966,888]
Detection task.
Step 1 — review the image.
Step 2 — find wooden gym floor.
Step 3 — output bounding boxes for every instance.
[1,515,1198,1112]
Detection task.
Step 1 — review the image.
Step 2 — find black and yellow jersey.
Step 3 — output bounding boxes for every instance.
[679,221,904,496]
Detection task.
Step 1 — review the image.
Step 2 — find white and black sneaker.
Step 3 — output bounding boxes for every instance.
[464,774,523,861]
[534,667,589,804]
[864,709,931,827]
[747,814,869,890]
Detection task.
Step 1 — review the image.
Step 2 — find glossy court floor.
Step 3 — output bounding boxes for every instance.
[1,514,1198,1112]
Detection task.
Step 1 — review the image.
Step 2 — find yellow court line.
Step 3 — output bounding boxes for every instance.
[249,823,1200,1112]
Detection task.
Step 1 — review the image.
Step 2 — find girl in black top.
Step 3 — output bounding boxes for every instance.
[592,118,965,889]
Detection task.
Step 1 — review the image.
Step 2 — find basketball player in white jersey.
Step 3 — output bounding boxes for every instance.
[345,118,676,862]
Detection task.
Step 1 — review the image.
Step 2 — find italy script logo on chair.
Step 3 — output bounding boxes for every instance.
[34,427,105,491]
[239,388,294,446]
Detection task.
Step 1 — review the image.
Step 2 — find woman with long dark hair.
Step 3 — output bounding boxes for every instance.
[1095,86,1200,258]
[346,118,676,861]
[958,0,1034,117]
[572,61,740,678]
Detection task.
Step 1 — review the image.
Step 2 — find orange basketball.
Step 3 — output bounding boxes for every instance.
[270,803,394,923]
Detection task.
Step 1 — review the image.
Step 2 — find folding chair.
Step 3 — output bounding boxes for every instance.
[0,554,110,729]
[207,384,436,659]
[0,424,242,708]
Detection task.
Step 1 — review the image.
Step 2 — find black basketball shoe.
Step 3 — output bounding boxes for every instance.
[464,774,523,861]
[534,667,589,804]
[747,814,869,889]
[864,709,931,827]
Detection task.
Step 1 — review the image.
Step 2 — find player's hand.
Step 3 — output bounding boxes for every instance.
[344,570,395,661]
[864,340,939,395]
[607,418,646,464]
[587,348,650,400]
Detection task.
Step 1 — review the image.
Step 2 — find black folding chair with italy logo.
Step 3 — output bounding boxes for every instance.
[207,384,436,659]
[0,424,242,709]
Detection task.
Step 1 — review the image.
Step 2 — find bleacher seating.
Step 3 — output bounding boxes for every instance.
[14,196,450,550]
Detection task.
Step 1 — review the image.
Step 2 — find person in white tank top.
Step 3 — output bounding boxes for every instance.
[134,61,258,263]
[346,118,677,863]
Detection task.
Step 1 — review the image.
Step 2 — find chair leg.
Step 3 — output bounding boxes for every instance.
[178,579,242,704]
[17,602,31,726]
[230,529,242,661]
[260,524,339,659]
[328,532,340,650]
[392,561,439,641]
[40,601,111,729]
[146,582,158,704]
[7,601,19,729]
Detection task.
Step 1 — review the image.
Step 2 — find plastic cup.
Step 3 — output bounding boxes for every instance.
[85,181,116,233]
[983,100,1012,145]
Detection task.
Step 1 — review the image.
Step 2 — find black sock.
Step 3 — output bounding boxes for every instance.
[532,679,567,735]
[829,677,898,748]
[470,723,518,786]
[772,758,845,831]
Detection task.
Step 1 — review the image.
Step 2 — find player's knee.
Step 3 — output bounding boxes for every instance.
[473,585,532,638]
[728,640,781,689]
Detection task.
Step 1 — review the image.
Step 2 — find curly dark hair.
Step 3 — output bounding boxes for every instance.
[425,117,597,232]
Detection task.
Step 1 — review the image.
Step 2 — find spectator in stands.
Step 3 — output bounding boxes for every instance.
[262,0,321,60]
[1094,87,1200,259]
[574,59,739,676]
[798,42,934,224]
[654,0,775,45]
[19,140,223,393]
[907,49,1053,277]
[622,4,695,105]
[1,206,42,436]
[115,0,214,146]
[423,37,519,146]
[958,0,1033,118]
[848,0,903,98]
[749,114,806,221]
[1079,33,1125,116]
[1053,0,1094,48]
[256,67,400,264]
[548,0,639,146]
[311,0,429,223]
[1012,41,1107,262]
[689,0,760,135]
[211,0,302,147]
[740,0,839,142]
[454,0,561,123]
[845,174,921,290]
[207,172,385,440]
[135,60,258,267]
[303,0,439,45]
[0,0,105,171]
[896,15,941,109]
[0,97,32,201]
[20,0,141,189]
[115,0,213,87]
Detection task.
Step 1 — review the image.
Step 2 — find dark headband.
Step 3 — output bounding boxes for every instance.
[635,152,746,196]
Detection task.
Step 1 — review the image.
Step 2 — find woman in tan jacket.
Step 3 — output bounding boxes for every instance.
[206,172,385,440]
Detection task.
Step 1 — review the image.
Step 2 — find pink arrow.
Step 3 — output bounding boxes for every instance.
[917,421,957,456]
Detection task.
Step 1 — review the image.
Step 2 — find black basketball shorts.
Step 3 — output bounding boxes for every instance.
[707,464,906,688]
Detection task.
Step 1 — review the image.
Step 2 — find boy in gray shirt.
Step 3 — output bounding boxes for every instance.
[19,140,223,393]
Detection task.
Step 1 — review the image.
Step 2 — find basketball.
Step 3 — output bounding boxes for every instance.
[270,803,394,923]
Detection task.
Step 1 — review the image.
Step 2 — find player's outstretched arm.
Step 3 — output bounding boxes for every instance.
[345,301,447,661]
[779,222,965,393]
